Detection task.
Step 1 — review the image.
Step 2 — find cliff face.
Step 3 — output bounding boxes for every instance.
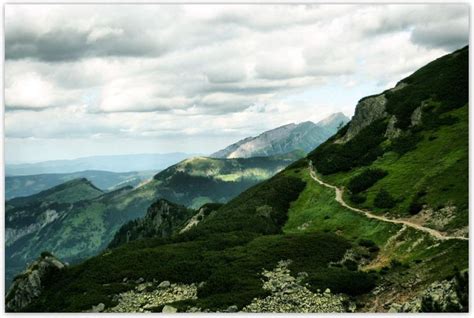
[6,252,66,312]
[337,94,388,143]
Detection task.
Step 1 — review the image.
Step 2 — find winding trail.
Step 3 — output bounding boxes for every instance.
[308,162,468,242]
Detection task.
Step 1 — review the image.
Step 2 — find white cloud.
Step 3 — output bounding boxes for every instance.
[4,4,469,162]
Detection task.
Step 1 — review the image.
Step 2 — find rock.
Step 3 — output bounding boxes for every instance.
[123,277,128,283]
[242,260,350,313]
[6,253,66,312]
[410,106,423,126]
[187,306,201,313]
[226,305,238,312]
[385,115,402,139]
[136,282,152,292]
[91,303,105,312]
[324,288,331,294]
[337,93,388,143]
[107,282,198,313]
[136,277,145,284]
[162,305,178,313]
[158,280,171,289]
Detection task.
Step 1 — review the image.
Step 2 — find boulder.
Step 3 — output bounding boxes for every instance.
[91,303,105,312]
[6,252,66,312]
[162,305,178,313]
[159,280,171,289]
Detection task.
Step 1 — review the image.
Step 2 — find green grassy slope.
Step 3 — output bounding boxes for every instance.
[24,172,377,312]
[308,46,468,236]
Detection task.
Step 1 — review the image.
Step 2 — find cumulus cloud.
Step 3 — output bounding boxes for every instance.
[4,4,469,161]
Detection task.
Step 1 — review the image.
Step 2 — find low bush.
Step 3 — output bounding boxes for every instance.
[390,134,421,155]
[350,193,366,204]
[347,169,388,194]
[374,189,396,209]
[358,239,376,248]
[309,119,387,175]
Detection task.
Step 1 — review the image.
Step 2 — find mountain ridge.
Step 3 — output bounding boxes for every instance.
[211,112,349,159]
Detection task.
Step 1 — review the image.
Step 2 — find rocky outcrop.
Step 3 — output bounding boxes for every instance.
[384,115,402,139]
[107,281,197,313]
[108,199,195,248]
[242,260,353,313]
[179,203,220,234]
[389,275,467,312]
[338,94,388,143]
[6,252,66,312]
[410,106,423,127]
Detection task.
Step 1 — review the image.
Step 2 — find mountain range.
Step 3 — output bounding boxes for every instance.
[5,46,469,313]
[5,152,303,289]
[6,152,195,176]
[6,170,156,200]
[211,113,349,158]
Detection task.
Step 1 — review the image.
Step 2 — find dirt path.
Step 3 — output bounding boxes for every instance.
[308,163,468,242]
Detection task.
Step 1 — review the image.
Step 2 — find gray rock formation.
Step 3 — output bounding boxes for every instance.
[385,115,402,139]
[6,252,66,312]
[338,94,388,143]
[107,281,197,313]
[211,113,349,158]
[410,106,423,127]
[242,260,353,313]
[389,276,466,313]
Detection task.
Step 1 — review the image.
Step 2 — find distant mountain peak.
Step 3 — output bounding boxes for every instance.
[211,112,349,159]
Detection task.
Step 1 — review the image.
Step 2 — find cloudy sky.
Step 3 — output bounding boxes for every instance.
[5,4,469,163]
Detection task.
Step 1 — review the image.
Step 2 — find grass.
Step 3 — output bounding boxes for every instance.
[322,105,468,232]
[24,173,376,312]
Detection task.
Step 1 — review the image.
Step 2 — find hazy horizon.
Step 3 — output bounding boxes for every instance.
[5,4,469,163]
[5,113,346,164]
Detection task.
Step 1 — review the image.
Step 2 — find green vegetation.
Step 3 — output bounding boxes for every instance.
[108,199,195,249]
[6,153,301,289]
[10,47,469,313]
[385,46,468,128]
[6,170,156,200]
[373,189,396,209]
[24,173,377,312]
[308,119,387,175]
[347,169,388,194]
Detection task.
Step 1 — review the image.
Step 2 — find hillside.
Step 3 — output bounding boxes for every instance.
[211,113,349,158]
[5,153,301,289]
[7,47,469,313]
[6,170,156,200]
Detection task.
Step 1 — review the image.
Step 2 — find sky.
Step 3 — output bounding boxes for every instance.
[4,4,469,163]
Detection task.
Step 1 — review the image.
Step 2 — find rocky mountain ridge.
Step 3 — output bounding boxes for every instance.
[212,112,349,158]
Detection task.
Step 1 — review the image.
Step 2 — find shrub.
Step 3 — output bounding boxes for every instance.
[347,169,388,194]
[358,239,376,248]
[305,267,377,296]
[350,193,366,204]
[343,260,358,271]
[390,134,421,155]
[309,119,387,175]
[408,189,427,215]
[374,189,396,209]
[368,246,380,253]
[408,201,424,215]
